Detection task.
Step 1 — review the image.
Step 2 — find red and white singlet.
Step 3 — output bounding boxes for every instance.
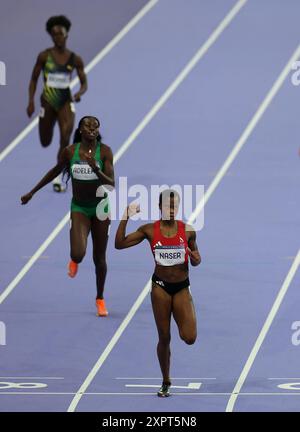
[151,220,189,267]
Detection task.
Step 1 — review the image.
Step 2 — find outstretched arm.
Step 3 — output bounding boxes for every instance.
[20,147,70,204]
[115,204,147,249]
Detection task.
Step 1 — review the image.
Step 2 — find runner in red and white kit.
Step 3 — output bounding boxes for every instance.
[115,189,201,397]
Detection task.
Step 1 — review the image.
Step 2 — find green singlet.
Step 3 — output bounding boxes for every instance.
[70,142,110,220]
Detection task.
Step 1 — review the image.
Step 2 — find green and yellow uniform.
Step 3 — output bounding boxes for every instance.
[42,49,75,111]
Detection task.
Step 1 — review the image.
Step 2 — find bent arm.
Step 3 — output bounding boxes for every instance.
[94,145,115,188]
[186,225,201,266]
[115,216,146,249]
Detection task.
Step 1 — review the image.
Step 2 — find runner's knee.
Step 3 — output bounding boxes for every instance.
[40,133,53,147]
[70,250,85,264]
[93,255,106,269]
[158,331,171,345]
[180,331,197,345]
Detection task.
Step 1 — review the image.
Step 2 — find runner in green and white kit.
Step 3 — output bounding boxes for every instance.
[21,117,114,317]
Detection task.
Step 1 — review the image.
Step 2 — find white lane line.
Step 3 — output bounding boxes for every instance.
[0,377,64,380]
[115,377,216,380]
[67,0,248,413]
[114,0,247,162]
[189,44,300,223]
[0,0,247,304]
[0,118,39,163]
[21,256,49,260]
[67,280,151,411]
[2,392,300,396]
[268,378,300,380]
[0,0,159,163]
[0,215,70,304]
[277,383,300,390]
[0,392,76,395]
[226,250,300,412]
[125,383,202,389]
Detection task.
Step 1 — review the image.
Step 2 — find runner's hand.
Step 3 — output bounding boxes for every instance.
[127,203,140,218]
[21,192,33,205]
[83,152,98,171]
[73,92,81,103]
[186,247,201,264]
[26,101,35,118]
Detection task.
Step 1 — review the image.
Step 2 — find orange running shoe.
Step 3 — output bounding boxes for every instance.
[96,299,108,317]
[68,260,78,278]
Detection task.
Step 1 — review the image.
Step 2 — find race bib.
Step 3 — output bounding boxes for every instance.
[47,72,70,89]
[71,162,100,181]
[154,246,186,266]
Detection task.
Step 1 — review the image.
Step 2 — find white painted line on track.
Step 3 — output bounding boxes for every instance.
[21,255,49,259]
[0,215,70,304]
[189,44,300,224]
[0,377,64,380]
[1,0,297,414]
[125,383,202,389]
[0,118,39,163]
[113,0,247,162]
[68,39,300,406]
[0,0,159,163]
[67,280,151,411]
[116,377,216,380]
[67,0,248,413]
[226,249,300,412]
[0,0,247,304]
[268,378,300,380]
[2,392,300,396]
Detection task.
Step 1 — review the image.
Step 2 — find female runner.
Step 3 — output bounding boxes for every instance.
[115,190,201,396]
[26,15,87,192]
[21,116,114,316]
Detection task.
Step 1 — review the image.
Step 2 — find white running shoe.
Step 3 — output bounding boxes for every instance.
[52,174,66,193]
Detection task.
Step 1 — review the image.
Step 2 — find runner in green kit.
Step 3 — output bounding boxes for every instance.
[21,117,114,317]
[26,15,87,192]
